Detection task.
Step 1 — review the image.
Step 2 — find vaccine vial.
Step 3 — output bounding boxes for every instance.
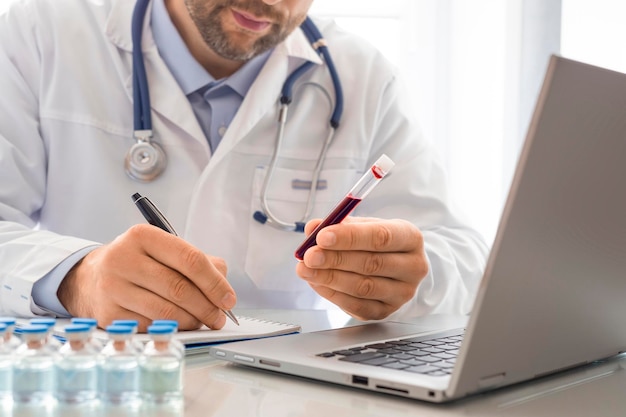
[99,325,140,405]
[29,318,63,352]
[111,319,145,353]
[150,320,185,356]
[0,324,12,403]
[71,317,104,352]
[0,317,22,351]
[12,324,56,404]
[55,324,99,404]
[140,325,184,405]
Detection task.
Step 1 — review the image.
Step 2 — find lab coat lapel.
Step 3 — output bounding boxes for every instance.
[104,0,208,152]
[208,29,323,168]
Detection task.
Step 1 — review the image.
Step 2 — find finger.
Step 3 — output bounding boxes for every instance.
[296,261,416,306]
[127,225,237,311]
[126,252,228,329]
[315,219,422,253]
[308,283,397,321]
[109,276,224,330]
[303,218,322,235]
[96,305,152,333]
[301,245,427,285]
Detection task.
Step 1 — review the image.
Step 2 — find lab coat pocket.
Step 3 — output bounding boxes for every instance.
[245,165,361,291]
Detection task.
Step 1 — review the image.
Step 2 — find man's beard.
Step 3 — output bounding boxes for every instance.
[184,0,303,62]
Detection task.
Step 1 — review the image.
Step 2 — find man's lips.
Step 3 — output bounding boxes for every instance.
[231,9,271,32]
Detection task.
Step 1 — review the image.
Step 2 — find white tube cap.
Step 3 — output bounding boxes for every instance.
[372,154,395,178]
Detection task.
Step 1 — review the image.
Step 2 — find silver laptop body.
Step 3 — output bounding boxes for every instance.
[210,55,626,402]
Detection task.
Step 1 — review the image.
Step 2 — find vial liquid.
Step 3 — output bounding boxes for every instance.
[12,324,56,404]
[140,325,184,405]
[99,325,140,405]
[55,324,99,404]
[295,154,395,260]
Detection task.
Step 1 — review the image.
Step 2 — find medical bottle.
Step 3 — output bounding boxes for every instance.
[0,324,12,404]
[29,318,63,352]
[54,324,99,404]
[12,324,56,404]
[99,325,140,405]
[0,317,21,351]
[151,320,185,356]
[111,319,145,353]
[71,317,104,352]
[140,325,184,405]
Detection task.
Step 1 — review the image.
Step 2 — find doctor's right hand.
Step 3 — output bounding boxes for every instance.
[57,224,236,332]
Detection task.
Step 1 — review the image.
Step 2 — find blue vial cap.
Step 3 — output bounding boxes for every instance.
[111,320,139,328]
[0,317,16,325]
[151,320,179,329]
[147,325,175,335]
[30,318,56,328]
[71,318,97,327]
[64,324,91,333]
[20,324,49,334]
[0,323,7,332]
[106,325,134,334]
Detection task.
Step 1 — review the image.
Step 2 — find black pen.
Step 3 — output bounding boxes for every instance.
[132,192,239,326]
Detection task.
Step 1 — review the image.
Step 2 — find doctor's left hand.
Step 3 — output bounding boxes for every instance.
[295,217,428,320]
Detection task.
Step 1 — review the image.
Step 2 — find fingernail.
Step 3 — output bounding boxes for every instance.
[317,230,336,247]
[222,293,236,309]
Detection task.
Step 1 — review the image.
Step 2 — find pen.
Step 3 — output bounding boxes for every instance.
[132,192,239,326]
[294,154,395,260]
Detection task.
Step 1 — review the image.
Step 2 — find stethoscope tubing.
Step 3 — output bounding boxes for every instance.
[131,0,152,132]
[130,2,345,231]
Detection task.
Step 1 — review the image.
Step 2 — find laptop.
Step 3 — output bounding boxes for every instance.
[209,55,626,402]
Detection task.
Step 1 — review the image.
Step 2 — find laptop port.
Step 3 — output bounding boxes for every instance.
[352,375,369,386]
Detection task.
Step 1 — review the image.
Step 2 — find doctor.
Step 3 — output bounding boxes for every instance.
[0,0,488,331]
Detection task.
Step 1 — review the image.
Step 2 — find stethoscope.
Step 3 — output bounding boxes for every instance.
[129,0,343,232]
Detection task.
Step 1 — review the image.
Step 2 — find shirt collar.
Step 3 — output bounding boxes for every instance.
[151,0,272,96]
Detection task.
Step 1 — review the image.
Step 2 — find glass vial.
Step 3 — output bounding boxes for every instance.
[29,318,63,352]
[55,324,99,404]
[12,324,56,404]
[99,325,140,405]
[111,319,145,353]
[0,317,21,351]
[0,324,12,403]
[140,325,184,405]
[150,320,185,356]
[71,317,104,352]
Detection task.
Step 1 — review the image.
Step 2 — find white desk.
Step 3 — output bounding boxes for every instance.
[9,309,626,416]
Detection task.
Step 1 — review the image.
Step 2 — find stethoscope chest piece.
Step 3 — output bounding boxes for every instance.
[125,134,167,182]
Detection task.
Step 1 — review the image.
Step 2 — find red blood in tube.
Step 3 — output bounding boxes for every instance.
[294,195,362,260]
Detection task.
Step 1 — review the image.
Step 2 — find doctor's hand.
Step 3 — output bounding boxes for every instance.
[295,217,428,321]
[57,224,236,332]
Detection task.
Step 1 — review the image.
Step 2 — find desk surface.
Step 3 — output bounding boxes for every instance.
[9,309,626,416]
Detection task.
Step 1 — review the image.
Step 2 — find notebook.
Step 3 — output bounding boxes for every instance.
[208,55,626,402]
[17,316,300,356]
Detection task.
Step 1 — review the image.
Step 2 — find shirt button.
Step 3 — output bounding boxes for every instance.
[218,126,227,137]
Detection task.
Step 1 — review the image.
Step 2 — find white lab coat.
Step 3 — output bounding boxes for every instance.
[0,0,488,318]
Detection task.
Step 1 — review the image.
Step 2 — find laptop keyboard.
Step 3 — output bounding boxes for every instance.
[316,329,464,377]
